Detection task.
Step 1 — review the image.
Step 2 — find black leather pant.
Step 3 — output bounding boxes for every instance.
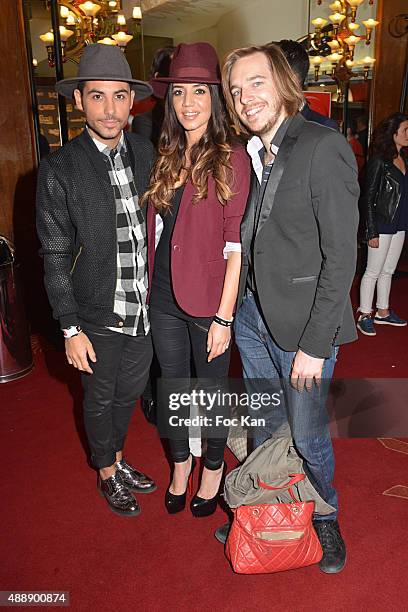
[80,322,153,469]
[150,307,230,470]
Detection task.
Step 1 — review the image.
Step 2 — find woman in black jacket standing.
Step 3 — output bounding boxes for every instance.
[357,112,408,336]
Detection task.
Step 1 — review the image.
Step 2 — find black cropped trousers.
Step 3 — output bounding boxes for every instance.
[150,306,230,470]
[80,322,152,469]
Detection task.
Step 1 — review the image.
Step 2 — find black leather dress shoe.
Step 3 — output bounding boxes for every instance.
[115,459,157,494]
[98,472,141,517]
[313,519,346,574]
[214,522,231,544]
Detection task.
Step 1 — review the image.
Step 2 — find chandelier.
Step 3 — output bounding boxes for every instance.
[39,1,143,66]
[308,0,379,100]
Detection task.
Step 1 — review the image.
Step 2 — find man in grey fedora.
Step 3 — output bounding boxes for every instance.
[37,44,157,516]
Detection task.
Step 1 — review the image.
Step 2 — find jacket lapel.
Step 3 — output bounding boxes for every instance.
[77,129,111,184]
[256,113,304,238]
[124,134,146,222]
[174,180,196,223]
[240,171,258,255]
[78,130,149,221]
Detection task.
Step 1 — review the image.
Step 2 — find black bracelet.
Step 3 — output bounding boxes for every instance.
[213,314,233,327]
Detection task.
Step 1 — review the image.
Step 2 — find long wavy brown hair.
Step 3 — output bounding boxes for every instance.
[371,112,408,163]
[142,84,235,212]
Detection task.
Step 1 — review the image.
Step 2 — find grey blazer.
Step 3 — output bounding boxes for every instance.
[238,113,360,359]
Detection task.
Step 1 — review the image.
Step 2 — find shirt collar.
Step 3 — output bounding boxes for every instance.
[246,116,292,184]
[246,137,264,185]
[88,128,125,157]
[270,116,291,151]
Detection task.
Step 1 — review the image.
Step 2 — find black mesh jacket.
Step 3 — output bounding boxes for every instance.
[36,129,155,328]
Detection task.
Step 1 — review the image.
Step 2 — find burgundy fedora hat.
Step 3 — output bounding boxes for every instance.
[154,42,220,84]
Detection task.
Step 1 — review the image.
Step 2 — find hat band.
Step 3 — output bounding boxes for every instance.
[169,66,217,81]
[77,71,132,80]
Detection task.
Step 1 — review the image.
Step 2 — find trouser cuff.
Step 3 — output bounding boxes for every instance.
[91,450,117,469]
[173,454,191,463]
[313,512,338,522]
[203,457,224,470]
[113,438,126,453]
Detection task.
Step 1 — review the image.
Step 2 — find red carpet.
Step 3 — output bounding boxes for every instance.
[1,272,408,611]
[335,273,408,378]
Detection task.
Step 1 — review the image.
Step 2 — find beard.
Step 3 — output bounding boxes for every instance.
[86,118,124,143]
[241,100,284,137]
[250,108,283,137]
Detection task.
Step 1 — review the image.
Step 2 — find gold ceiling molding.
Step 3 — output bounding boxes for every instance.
[141,0,231,17]
[141,0,172,11]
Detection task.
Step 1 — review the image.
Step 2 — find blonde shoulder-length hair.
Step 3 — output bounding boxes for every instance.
[221,44,304,136]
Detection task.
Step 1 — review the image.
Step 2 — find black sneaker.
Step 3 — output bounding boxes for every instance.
[357,314,376,336]
[374,310,407,326]
[313,519,346,573]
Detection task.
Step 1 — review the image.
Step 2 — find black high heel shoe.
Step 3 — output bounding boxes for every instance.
[165,456,196,514]
[190,462,227,518]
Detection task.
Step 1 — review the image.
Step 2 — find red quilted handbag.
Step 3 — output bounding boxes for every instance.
[225,474,323,574]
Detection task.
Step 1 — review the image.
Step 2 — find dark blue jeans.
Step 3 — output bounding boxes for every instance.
[235,291,338,520]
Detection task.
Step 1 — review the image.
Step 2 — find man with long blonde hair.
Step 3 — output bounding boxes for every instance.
[216,44,360,574]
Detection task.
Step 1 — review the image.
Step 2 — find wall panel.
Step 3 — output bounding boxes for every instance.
[372,0,408,128]
[0,0,37,243]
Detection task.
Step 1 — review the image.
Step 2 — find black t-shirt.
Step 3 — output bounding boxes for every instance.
[150,186,185,311]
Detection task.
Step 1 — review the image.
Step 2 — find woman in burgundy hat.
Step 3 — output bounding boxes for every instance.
[143,42,250,517]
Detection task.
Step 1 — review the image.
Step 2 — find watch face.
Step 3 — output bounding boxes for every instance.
[63,326,81,337]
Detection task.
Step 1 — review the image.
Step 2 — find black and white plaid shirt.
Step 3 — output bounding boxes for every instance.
[92,132,149,336]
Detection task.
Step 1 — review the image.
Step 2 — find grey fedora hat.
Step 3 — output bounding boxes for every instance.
[56,44,152,100]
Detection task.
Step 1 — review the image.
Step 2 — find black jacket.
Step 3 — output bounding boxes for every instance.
[363,156,402,240]
[36,130,155,328]
[239,114,359,359]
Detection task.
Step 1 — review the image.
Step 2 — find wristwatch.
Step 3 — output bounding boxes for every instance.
[62,325,82,338]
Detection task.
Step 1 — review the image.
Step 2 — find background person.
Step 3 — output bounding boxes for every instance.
[357,112,408,336]
[346,120,365,174]
[275,39,338,131]
[143,42,250,517]
[132,45,175,147]
[133,46,176,426]
[356,114,369,158]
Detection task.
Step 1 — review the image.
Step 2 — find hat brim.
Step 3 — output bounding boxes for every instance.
[149,78,169,100]
[55,76,152,100]
[154,76,220,84]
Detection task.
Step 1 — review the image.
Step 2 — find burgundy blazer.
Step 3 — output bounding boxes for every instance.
[147,145,251,317]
